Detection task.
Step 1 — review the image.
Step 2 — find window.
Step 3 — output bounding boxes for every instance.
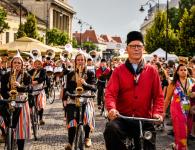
[6,32,9,43]
[14,33,17,41]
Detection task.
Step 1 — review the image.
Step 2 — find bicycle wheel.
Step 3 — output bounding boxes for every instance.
[48,87,55,104]
[72,125,85,150]
[31,107,38,141]
[6,127,14,150]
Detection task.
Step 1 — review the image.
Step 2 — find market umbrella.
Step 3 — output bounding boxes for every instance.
[0,37,61,53]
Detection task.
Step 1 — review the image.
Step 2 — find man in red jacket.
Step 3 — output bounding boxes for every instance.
[104,31,164,150]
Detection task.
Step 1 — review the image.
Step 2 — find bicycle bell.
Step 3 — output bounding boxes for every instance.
[144,131,152,140]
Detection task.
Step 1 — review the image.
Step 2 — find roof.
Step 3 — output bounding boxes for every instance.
[73,30,123,44]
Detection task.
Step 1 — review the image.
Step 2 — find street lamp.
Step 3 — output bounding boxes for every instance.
[139,0,159,13]
[165,0,169,60]
[78,20,82,49]
[140,0,169,60]
[46,3,49,45]
[19,0,23,26]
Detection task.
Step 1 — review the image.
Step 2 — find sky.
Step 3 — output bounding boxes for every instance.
[69,0,168,42]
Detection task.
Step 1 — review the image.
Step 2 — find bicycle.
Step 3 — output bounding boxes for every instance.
[28,93,40,141]
[66,91,95,150]
[46,75,55,104]
[117,114,160,150]
[0,99,27,150]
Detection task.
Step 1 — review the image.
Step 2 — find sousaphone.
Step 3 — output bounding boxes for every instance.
[30,49,42,61]
[46,49,55,60]
[60,43,73,61]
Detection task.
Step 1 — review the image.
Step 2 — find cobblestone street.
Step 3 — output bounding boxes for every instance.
[1,95,195,150]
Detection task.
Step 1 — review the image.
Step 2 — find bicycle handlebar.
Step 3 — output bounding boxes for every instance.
[66,91,96,98]
[118,114,160,122]
[0,99,27,104]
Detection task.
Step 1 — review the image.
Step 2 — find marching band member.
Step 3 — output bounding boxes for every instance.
[28,58,47,125]
[1,51,31,150]
[64,53,96,150]
[96,58,110,110]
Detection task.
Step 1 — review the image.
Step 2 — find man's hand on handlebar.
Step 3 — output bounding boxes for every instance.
[108,109,119,121]
[153,114,163,124]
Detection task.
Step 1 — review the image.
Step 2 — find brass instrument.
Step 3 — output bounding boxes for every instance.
[9,69,18,100]
[75,65,84,107]
[9,69,18,111]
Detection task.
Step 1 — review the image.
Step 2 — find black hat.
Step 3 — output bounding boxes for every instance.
[126,31,144,45]
[101,58,106,62]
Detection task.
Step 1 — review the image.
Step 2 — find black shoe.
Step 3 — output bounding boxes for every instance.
[166,121,172,126]
[167,130,174,136]
[188,134,195,141]
[40,120,45,125]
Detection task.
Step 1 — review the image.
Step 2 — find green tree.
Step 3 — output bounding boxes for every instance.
[145,11,179,55]
[0,7,9,33]
[46,28,59,45]
[178,7,195,56]
[179,0,195,16]
[46,28,70,46]
[82,41,97,53]
[57,32,70,45]
[71,38,78,48]
[168,7,180,31]
[167,0,195,32]
[24,14,38,39]
[16,23,26,38]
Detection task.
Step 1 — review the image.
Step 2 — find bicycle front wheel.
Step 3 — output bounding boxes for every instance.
[31,106,38,141]
[73,125,85,150]
[6,127,14,150]
[48,87,55,104]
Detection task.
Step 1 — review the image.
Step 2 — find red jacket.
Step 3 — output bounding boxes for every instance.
[105,63,164,118]
[96,67,110,79]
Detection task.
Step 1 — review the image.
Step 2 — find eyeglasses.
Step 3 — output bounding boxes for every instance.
[13,61,22,64]
[128,44,143,49]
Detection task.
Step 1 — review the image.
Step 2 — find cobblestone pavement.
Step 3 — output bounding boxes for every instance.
[1,94,195,150]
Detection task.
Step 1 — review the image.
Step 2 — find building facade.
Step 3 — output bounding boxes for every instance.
[21,0,75,38]
[0,0,75,45]
[0,0,46,45]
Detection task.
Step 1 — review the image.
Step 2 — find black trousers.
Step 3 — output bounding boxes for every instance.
[97,84,105,106]
[104,117,156,150]
[66,104,90,145]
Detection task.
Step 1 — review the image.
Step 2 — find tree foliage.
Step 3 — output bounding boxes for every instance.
[178,7,195,56]
[168,7,180,31]
[168,0,195,34]
[46,28,70,46]
[82,41,97,53]
[24,14,39,39]
[145,11,179,56]
[71,38,78,48]
[0,7,9,34]
[179,0,195,17]
[16,23,26,38]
